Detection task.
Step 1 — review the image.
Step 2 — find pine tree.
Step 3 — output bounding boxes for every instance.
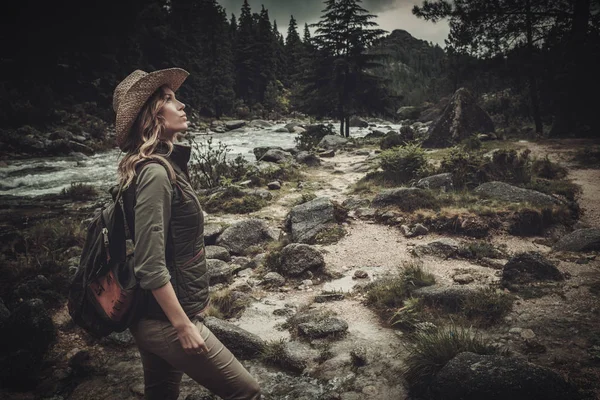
[285,16,304,88]
[234,0,257,104]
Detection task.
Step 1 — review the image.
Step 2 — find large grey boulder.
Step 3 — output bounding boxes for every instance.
[279,244,325,277]
[253,146,285,161]
[274,341,315,373]
[553,228,600,252]
[349,116,369,128]
[415,173,453,191]
[295,151,321,167]
[423,88,495,148]
[204,223,226,245]
[474,181,560,207]
[248,119,273,128]
[431,352,580,400]
[261,149,294,163]
[207,259,234,284]
[502,252,564,285]
[225,120,247,130]
[318,135,348,149]
[286,197,337,243]
[205,245,231,262]
[413,239,460,258]
[297,317,349,339]
[216,219,276,255]
[202,317,265,359]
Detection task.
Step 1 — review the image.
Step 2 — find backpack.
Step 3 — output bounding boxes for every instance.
[67,181,144,338]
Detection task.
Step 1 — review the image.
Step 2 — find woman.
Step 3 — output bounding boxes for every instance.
[113,68,261,400]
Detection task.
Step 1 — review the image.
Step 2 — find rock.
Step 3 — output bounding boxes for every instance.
[276,341,313,373]
[412,285,484,311]
[423,88,495,148]
[285,121,304,132]
[205,245,231,262]
[286,197,337,244]
[474,181,560,207]
[521,329,536,339]
[430,352,580,400]
[415,173,454,191]
[204,223,226,245]
[68,140,95,155]
[318,135,348,149]
[502,252,564,285]
[315,293,345,303]
[14,274,52,299]
[371,187,430,210]
[248,120,273,128]
[253,146,285,161]
[245,188,273,201]
[103,330,135,346]
[401,223,429,238]
[453,274,475,284]
[353,270,369,279]
[206,259,234,284]
[0,299,56,388]
[225,120,247,130]
[251,253,267,269]
[552,228,600,252]
[237,268,253,278]
[293,126,307,134]
[396,106,423,121]
[319,149,336,158]
[342,197,371,210]
[267,181,282,190]
[413,239,461,258]
[230,256,252,273]
[261,149,294,163]
[298,317,349,339]
[349,116,369,128]
[295,151,321,166]
[49,129,73,141]
[202,317,265,359]
[279,244,325,277]
[275,127,289,133]
[262,272,286,288]
[355,208,376,219]
[216,219,275,255]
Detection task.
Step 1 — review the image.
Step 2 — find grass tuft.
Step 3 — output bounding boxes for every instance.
[462,287,514,326]
[60,182,98,201]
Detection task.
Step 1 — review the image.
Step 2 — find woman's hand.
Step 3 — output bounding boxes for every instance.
[176,322,209,356]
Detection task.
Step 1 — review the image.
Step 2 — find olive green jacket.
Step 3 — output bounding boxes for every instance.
[125,144,209,320]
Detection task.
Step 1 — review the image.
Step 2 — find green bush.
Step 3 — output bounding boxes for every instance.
[532,156,567,180]
[295,124,335,151]
[60,182,98,201]
[524,178,581,201]
[188,137,250,189]
[380,143,427,184]
[460,133,482,151]
[462,288,514,325]
[200,187,267,214]
[403,324,500,397]
[380,132,405,150]
[457,241,503,260]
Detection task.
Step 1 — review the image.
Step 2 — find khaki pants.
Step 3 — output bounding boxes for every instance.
[130,317,261,400]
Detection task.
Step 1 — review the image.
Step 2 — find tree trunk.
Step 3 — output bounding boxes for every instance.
[339,116,344,137]
[525,0,543,135]
[345,115,350,138]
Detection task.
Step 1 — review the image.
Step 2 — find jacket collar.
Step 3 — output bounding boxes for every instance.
[156,141,191,172]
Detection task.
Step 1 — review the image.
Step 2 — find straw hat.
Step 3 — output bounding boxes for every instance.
[113,68,189,149]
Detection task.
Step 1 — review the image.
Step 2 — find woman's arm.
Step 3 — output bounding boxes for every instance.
[134,163,207,354]
[152,282,208,354]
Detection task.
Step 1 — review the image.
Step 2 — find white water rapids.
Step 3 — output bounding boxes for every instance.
[0,121,401,197]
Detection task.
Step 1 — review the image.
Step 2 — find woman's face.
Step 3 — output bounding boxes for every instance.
[160,87,188,141]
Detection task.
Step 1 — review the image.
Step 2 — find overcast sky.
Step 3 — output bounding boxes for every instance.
[217,0,450,46]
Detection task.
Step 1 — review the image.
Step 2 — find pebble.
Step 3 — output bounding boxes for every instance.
[453,274,474,284]
[521,329,536,339]
[509,327,523,334]
[353,270,369,279]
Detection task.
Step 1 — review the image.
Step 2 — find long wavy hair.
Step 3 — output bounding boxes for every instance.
[117,85,177,188]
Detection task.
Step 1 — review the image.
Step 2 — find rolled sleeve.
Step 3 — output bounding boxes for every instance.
[133,163,173,290]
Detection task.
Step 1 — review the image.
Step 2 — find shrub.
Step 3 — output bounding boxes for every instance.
[460,133,482,151]
[402,262,436,289]
[261,338,288,365]
[403,324,500,397]
[532,156,567,180]
[524,178,581,201]
[60,182,98,201]
[390,297,424,331]
[462,288,514,325]
[380,143,427,184]
[314,225,346,245]
[457,241,503,259]
[292,192,317,206]
[248,162,302,187]
[200,187,267,214]
[438,147,486,189]
[295,124,335,151]
[188,137,250,189]
[208,288,252,319]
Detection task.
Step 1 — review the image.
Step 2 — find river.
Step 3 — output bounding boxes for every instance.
[0,121,400,197]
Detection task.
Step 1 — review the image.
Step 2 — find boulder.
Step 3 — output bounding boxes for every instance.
[205,245,231,262]
[248,120,273,128]
[431,352,580,400]
[415,173,454,191]
[319,149,335,158]
[552,228,600,252]
[318,135,348,149]
[267,181,281,190]
[279,244,325,277]
[216,219,275,255]
[261,149,294,164]
[413,239,460,258]
[204,223,226,245]
[502,252,564,285]
[349,116,369,128]
[285,121,304,132]
[341,197,371,210]
[225,120,247,130]
[202,317,265,359]
[474,181,560,207]
[423,88,495,148]
[253,146,285,161]
[298,317,348,339]
[396,106,422,121]
[261,272,286,288]
[295,151,321,167]
[286,197,337,243]
[276,341,314,373]
[207,259,234,284]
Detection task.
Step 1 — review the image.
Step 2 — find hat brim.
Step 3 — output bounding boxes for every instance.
[115,68,189,149]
